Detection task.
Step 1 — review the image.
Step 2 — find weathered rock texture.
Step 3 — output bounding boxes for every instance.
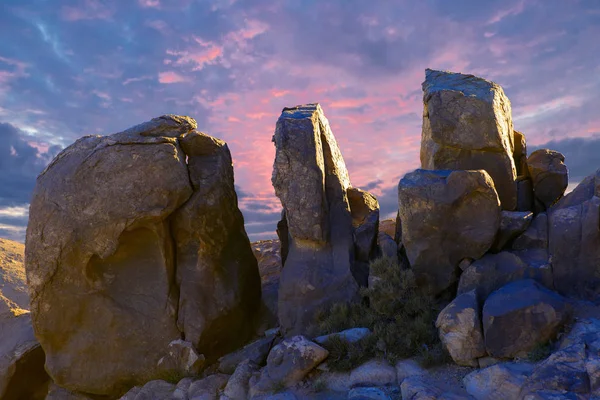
[398,169,501,294]
[528,149,568,209]
[25,115,261,396]
[420,68,518,210]
[549,169,600,299]
[482,279,570,359]
[436,290,486,367]
[272,104,378,334]
[0,238,49,400]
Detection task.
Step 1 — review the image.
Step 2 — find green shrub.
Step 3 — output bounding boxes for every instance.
[313,256,448,371]
[528,341,552,362]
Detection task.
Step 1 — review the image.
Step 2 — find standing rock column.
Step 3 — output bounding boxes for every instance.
[272,104,376,335]
[420,69,518,210]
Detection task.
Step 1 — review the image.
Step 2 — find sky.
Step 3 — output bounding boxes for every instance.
[1,0,600,243]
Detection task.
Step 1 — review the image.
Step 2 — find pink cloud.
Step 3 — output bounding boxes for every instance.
[138,0,160,8]
[158,71,186,84]
[122,76,153,85]
[167,42,223,71]
[146,20,169,34]
[62,0,114,21]
[487,0,529,25]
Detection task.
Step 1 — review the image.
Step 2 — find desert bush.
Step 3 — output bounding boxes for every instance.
[313,256,449,371]
[527,341,552,362]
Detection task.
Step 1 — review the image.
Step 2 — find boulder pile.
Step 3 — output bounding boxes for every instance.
[12,68,600,399]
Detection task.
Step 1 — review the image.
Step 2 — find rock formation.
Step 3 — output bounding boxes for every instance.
[272,103,379,334]
[25,115,261,397]
[0,238,49,400]
[549,168,600,298]
[420,69,519,210]
[398,169,500,294]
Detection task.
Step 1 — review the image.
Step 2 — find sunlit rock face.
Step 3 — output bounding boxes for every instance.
[398,169,501,295]
[420,69,518,211]
[0,238,49,400]
[272,103,379,335]
[25,115,261,397]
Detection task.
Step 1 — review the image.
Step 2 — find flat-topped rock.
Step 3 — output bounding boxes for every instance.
[420,69,518,210]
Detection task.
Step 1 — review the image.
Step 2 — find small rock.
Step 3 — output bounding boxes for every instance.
[315,328,372,345]
[395,359,427,384]
[483,280,571,359]
[251,336,328,395]
[349,360,397,388]
[347,386,392,400]
[188,374,230,399]
[464,362,534,399]
[157,339,205,376]
[218,336,275,374]
[436,290,486,367]
[222,360,259,400]
[401,375,471,400]
[127,380,175,400]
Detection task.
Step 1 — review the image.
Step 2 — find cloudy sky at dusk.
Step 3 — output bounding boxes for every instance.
[1,0,600,242]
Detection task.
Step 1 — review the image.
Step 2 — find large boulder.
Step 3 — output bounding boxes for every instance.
[435,290,486,367]
[457,251,553,302]
[0,238,49,400]
[482,279,571,359]
[171,130,261,359]
[420,69,517,210]
[527,149,568,209]
[272,104,371,334]
[549,169,600,298]
[398,169,501,294]
[25,115,261,396]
